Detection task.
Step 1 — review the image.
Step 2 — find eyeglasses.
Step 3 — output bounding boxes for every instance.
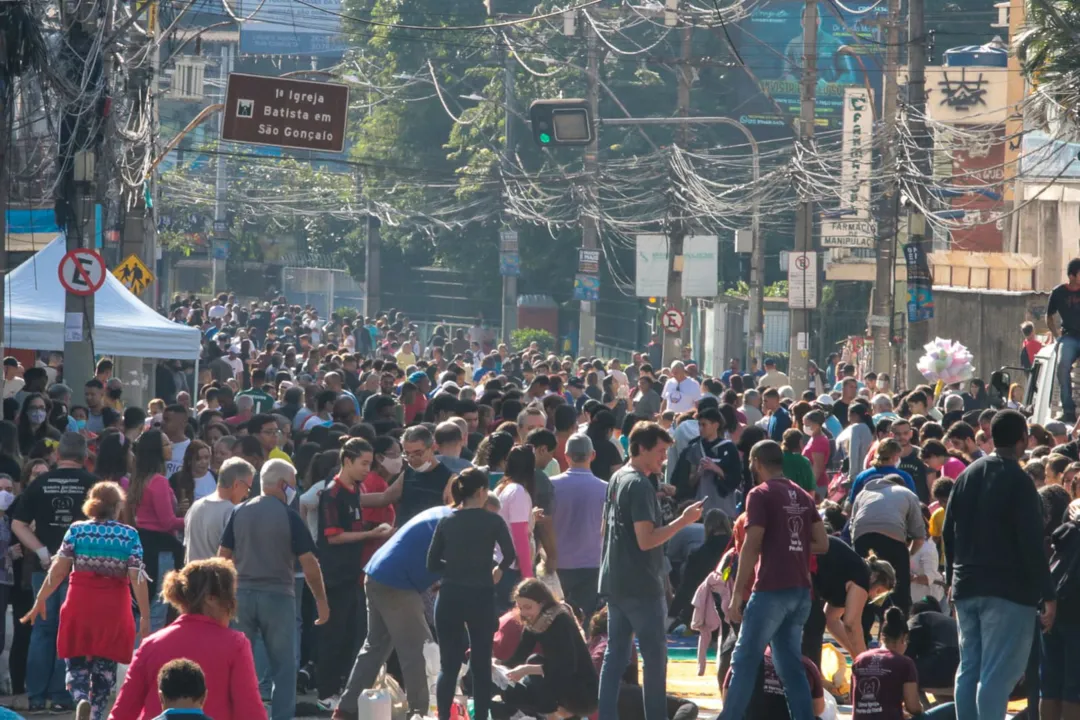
[404,448,427,460]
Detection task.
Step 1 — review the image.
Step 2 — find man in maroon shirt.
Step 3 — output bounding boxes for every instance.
[719,440,829,720]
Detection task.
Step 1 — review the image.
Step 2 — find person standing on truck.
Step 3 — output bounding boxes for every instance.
[1047,258,1080,423]
[1020,321,1043,371]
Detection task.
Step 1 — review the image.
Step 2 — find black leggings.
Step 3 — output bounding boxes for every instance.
[854,532,911,643]
[435,583,496,720]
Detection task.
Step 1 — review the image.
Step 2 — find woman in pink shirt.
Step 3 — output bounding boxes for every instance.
[802,410,831,498]
[109,558,266,720]
[124,430,185,631]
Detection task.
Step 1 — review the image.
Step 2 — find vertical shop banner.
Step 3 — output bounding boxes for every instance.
[635,235,669,298]
[841,87,873,217]
[682,236,719,297]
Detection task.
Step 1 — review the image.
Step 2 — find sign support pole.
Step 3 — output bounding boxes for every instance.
[788,0,817,396]
[63,0,103,388]
[212,44,232,295]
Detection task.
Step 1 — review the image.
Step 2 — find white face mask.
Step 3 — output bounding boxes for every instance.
[284,485,297,506]
[414,460,435,473]
[382,456,404,475]
[0,490,14,512]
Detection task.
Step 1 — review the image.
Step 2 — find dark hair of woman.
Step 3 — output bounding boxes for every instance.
[512,577,557,610]
[96,433,132,484]
[498,445,536,499]
[881,606,908,642]
[292,442,322,487]
[170,440,212,504]
[124,429,168,525]
[450,467,489,506]
[475,431,515,471]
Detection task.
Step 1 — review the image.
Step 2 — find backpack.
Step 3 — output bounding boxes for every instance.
[1049,519,1080,607]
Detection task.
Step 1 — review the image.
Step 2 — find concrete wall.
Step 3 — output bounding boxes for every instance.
[923,288,1050,376]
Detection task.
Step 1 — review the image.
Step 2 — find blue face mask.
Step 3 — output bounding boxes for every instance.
[75,419,87,430]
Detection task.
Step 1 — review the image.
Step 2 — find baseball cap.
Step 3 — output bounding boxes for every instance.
[567,377,585,389]
[408,371,428,384]
[1046,420,1069,437]
[815,394,835,407]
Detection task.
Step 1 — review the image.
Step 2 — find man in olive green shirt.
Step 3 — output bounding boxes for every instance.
[781,429,817,494]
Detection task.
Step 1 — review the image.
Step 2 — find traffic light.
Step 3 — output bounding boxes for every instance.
[529,99,593,146]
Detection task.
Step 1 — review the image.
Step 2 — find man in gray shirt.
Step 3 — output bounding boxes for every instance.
[220,458,330,720]
[184,457,253,563]
[599,423,703,720]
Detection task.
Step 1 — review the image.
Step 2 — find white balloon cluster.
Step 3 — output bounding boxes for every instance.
[917,337,976,385]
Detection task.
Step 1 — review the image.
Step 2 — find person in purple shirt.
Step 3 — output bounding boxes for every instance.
[550,434,608,625]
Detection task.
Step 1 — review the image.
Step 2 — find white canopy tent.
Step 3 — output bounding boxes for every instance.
[4,235,202,359]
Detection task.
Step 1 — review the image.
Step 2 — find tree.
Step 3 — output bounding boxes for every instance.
[1015,0,1080,83]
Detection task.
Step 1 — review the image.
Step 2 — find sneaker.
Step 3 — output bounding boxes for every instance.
[74,700,91,720]
[317,695,341,712]
[48,701,75,714]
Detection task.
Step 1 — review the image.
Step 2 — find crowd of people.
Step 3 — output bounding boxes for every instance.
[0,289,1072,720]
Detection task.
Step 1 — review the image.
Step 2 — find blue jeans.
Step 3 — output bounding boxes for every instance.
[252,578,305,698]
[27,572,70,705]
[954,596,1035,720]
[1058,335,1080,416]
[237,588,298,720]
[149,551,175,633]
[719,587,815,720]
[599,594,668,720]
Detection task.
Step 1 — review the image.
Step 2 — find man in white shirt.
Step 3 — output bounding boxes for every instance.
[758,358,790,389]
[184,457,254,563]
[661,361,702,414]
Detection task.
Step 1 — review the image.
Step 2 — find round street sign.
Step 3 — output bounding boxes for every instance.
[58,248,107,296]
[661,307,685,334]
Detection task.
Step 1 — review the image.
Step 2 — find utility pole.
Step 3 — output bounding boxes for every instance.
[788,0,817,394]
[365,212,380,320]
[212,44,232,295]
[500,39,517,346]
[145,1,161,308]
[62,2,105,387]
[904,0,930,390]
[661,23,693,368]
[0,83,8,396]
[577,18,600,358]
[872,0,903,376]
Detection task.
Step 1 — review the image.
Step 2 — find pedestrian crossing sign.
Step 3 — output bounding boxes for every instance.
[114,254,154,295]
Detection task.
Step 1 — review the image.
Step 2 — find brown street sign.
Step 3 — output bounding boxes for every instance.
[222,73,349,153]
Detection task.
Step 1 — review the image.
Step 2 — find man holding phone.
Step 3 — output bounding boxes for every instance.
[598,422,704,720]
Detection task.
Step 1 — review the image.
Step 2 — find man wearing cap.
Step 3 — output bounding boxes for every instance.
[816,395,844,438]
[759,358,789,390]
[550,434,608,624]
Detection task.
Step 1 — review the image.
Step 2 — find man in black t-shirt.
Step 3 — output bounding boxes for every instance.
[12,433,97,710]
[1047,257,1080,423]
[892,419,931,503]
[398,426,453,526]
[316,439,393,706]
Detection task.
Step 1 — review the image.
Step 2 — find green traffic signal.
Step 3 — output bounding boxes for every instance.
[539,132,552,144]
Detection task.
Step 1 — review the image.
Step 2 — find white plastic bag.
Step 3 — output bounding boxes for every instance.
[491,662,512,690]
[820,691,838,720]
[374,670,408,720]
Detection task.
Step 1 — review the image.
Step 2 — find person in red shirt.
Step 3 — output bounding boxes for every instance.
[851,607,955,719]
[1020,321,1043,370]
[720,440,829,720]
[110,558,267,720]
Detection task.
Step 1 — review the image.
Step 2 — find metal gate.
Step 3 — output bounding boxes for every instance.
[281,267,366,318]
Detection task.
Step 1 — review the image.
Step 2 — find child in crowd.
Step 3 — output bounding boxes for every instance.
[153,659,210,720]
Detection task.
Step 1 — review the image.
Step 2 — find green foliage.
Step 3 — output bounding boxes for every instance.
[511,328,556,353]
[1015,0,1080,82]
[724,280,788,298]
[335,306,360,323]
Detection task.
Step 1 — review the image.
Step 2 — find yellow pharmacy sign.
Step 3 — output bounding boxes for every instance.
[114,254,154,295]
